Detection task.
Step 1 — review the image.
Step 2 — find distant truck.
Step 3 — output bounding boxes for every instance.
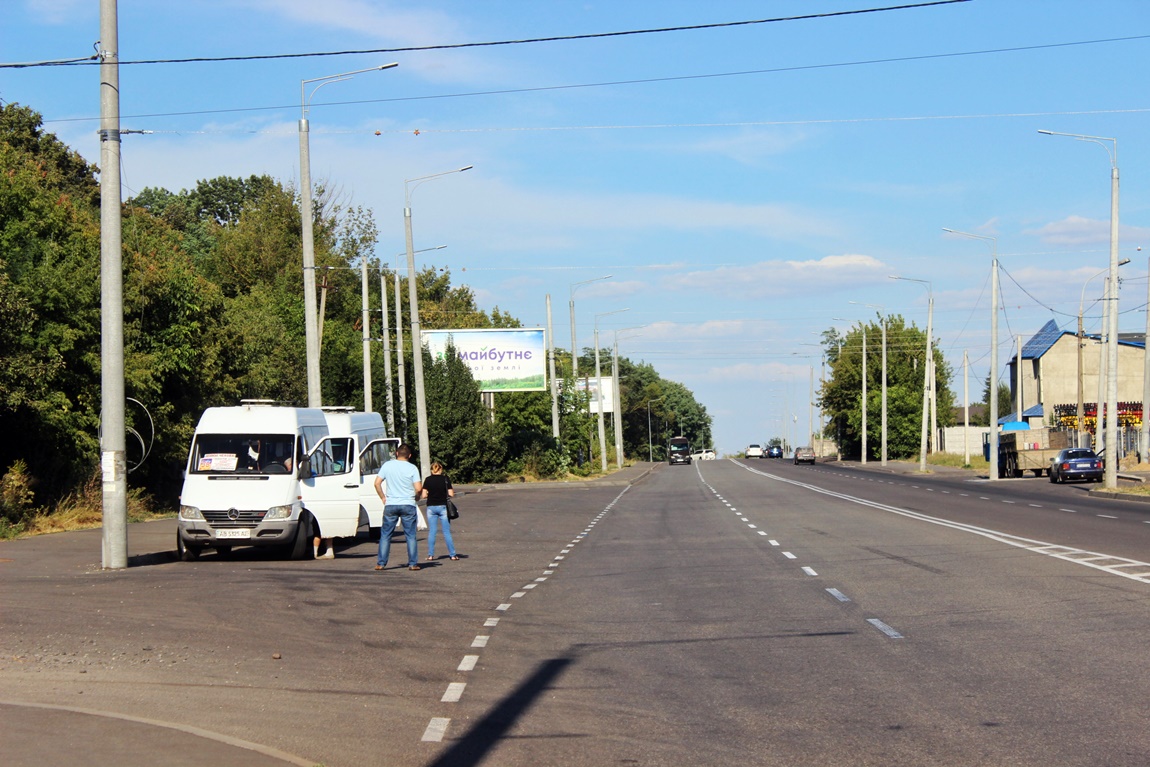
[668,436,692,465]
[994,425,1072,478]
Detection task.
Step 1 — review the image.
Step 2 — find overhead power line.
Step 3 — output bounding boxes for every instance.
[3,1,969,69]
[33,35,1150,127]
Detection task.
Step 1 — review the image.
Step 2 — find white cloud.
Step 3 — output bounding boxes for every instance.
[242,0,506,85]
[25,0,90,25]
[660,254,888,299]
[1027,215,1110,247]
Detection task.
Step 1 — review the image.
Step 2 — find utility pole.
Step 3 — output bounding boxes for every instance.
[379,263,394,435]
[361,256,372,413]
[99,0,127,569]
[547,294,560,442]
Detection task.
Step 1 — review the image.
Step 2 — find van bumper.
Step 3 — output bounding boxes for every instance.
[177,519,300,549]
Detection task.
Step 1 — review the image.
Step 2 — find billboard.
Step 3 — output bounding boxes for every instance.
[575,376,616,413]
[422,328,547,393]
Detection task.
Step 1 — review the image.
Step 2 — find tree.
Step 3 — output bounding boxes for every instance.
[422,343,507,483]
[979,376,1012,425]
[819,314,954,460]
[0,103,103,500]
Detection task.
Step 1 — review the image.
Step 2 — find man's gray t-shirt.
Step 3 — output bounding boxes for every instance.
[377,459,421,505]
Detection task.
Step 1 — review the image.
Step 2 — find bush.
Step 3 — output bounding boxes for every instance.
[0,460,37,533]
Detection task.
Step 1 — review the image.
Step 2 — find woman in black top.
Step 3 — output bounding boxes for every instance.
[421,461,458,561]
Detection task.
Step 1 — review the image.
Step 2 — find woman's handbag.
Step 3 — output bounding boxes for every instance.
[446,498,459,520]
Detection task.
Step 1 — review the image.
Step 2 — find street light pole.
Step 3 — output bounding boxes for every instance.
[943,228,998,477]
[405,165,473,473]
[647,396,666,462]
[850,301,887,466]
[569,275,612,381]
[547,294,560,442]
[594,308,629,472]
[390,246,445,439]
[891,275,933,472]
[612,327,644,470]
[1078,263,1129,451]
[299,63,397,407]
[379,261,394,433]
[1039,129,1120,488]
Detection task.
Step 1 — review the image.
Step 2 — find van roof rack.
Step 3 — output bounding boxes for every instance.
[320,406,356,413]
[240,399,280,406]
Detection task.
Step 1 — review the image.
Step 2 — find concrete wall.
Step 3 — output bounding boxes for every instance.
[937,425,990,457]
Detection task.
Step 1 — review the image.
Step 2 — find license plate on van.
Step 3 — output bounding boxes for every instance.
[216,528,251,539]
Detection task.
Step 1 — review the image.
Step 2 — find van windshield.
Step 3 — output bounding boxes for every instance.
[190,434,296,475]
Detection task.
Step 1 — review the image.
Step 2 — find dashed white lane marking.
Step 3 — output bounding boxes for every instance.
[1060,509,1077,513]
[783,551,797,560]
[757,530,768,536]
[471,636,489,648]
[422,718,450,742]
[1097,514,1118,519]
[769,540,780,546]
[522,583,538,590]
[1003,500,1016,504]
[1029,504,1042,508]
[826,588,851,602]
[496,604,511,611]
[441,683,466,703]
[732,461,1150,585]
[458,655,479,671]
[748,524,758,529]
[484,617,500,627]
[802,566,818,576]
[535,577,548,582]
[867,618,904,639]
[511,591,527,598]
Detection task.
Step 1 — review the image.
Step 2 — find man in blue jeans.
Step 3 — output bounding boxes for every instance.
[373,443,424,571]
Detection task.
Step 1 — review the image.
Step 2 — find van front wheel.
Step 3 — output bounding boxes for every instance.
[177,533,201,562]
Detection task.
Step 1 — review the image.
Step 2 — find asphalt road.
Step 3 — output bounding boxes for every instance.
[3,460,1150,766]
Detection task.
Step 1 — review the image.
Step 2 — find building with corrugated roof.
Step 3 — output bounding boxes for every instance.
[1004,319,1146,430]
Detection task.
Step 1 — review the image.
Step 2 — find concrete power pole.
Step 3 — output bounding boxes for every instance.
[379,265,394,435]
[99,0,127,570]
[547,295,560,442]
[361,257,372,413]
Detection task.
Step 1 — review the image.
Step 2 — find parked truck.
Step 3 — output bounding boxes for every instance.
[996,425,1072,478]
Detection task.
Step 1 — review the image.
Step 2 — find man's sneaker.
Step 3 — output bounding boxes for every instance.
[317,550,335,559]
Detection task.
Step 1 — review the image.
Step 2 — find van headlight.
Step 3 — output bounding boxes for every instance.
[265,504,293,521]
[179,505,203,520]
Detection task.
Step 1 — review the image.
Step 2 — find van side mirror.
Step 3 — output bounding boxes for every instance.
[296,456,311,479]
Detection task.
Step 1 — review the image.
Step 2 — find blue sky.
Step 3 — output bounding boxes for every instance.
[3,0,1149,454]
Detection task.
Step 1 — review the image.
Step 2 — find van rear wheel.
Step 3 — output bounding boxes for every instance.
[287,512,313,560]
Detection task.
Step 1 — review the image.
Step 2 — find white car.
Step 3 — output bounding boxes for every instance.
[691,449,717,461]
[745,444,765,459]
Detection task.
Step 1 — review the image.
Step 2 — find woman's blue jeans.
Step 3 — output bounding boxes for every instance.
[426,505,456,558]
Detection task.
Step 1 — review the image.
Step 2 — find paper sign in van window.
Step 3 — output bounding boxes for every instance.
[199,453,239,472]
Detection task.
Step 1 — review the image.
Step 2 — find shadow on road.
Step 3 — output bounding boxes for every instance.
[427,657,573,767]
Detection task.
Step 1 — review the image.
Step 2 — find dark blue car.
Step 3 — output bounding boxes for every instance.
[1049,448,1103,484]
